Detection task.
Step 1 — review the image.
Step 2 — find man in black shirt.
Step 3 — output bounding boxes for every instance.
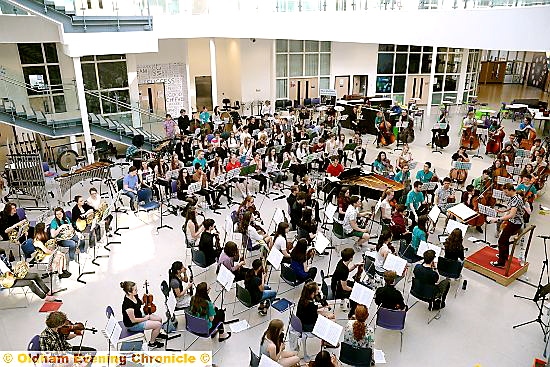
[289,192,306,230]
[375,270,406,310]
[331,248,361,318]
[413,250,450,309]
[177,109,190,133]
[198,219,221,266]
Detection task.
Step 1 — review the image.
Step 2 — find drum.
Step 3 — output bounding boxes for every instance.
[57,150,79,171]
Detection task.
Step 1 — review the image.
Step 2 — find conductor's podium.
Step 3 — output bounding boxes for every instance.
[464,246,529,286]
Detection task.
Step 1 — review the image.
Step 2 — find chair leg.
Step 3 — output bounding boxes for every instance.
[302,336,310,362]
[400,331,403,353]
[427,309,441,324]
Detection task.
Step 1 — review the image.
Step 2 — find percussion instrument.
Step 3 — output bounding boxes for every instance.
[57,149,80,171]
[153,140,170,153]
[57,162,111,197]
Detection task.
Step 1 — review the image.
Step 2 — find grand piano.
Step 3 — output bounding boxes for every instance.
[324,167,405,202]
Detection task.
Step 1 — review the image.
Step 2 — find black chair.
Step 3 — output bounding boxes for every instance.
[437,257,464,298]
[280,263,302,287]
[233,282,269,320]
[410,277,440,324]
[222,98,231,110]
[339,342,373,367]
[249,347,260,367]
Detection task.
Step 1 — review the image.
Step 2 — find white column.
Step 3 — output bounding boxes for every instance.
[270,39,276,106]
[126,54,141,128]
[72,57,94,164]
[185,40,193,115]
[456,48,469,105]
[426,47,438,117]
[209,38,218,109]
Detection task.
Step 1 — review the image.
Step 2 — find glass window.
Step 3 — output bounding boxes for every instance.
[377,53,394,74]
[289,40,303,52]
[320,54,330,75]
[47,65,63,92]
[395,54,407,74]
[393,76,406,93]
[97,61,128,89]
[421,53,432,73]
[435,54,446,73]
[289,54,303,77]
[17,43,44,65]
[102,90,130,114]
[394,94,404,104]
[410,46,422,52]
[408,54,420,74]
[376,76,392,94]
[85,93,101,114]
[52,95,66,113]
[81,55,94,62]
[444,75,458,91]
[433,76,443,92]
[319,77,330,90]
[43,43,58,63]
[431,93,442,105]
[304,54,319,76]
[22,65,47,95]
[276,54,288,78]
[396,45,408,52]
[438,47,448,53]
[276,39,288,53]
[276,79,288,99]
[446,54,462,73]
[320,41,331,52]
[96,54,125,61]
[82,63,98,90]
[423,46,433,53]
[305,41,319,52]
[378,44,395,52]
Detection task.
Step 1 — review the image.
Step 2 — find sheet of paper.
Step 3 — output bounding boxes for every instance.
[428,205,441,224]
[374,349,387,364]
[467,236,479,242]
[314,232,330,254]
[447,203,477,221]
[446,219,468,237]
[417,240,442,258]
[228,320,250,333]
[110,322,122,347]
[324,203,338,221]
[267,246,284,270]
[273,208,285,226]
[350,282,375,308]
[105,315,117,338]
[216,264,235,291]
[312,315,343,347]
[258,355,283,367]
[224,215,234,234]
[383,254,407,275]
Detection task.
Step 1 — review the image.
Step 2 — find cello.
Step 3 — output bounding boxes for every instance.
[142,280,157,315]
[449,148,470,184]
[486,125,505,155]
[461,126,480,150]
[377,116,396,147]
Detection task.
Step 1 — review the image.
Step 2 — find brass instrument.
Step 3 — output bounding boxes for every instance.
[33,239,58,262]
[57,224,76,241]
[94,202,109,222]
[0,261,29,288]
[8,219,29,244]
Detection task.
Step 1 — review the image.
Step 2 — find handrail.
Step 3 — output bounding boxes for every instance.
[82,89,165,122]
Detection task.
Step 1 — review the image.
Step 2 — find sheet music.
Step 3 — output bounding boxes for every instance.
[374,349,387,364]
[383,254,407,275]
[258,355,283,367]
[105,315,117,338]
[217,264,235,291]
[417,241,442,258]
[314,232,330,254]
[228,320,250,333]
[428,205,441,224]
[110,321,122,347]
[273,208,285,226]
[312,315,343,347]
[350,282,375,308]
[447,203,477,221]
[326,176,340,182]
[224,215,234,234]
[267,246,284,270]
[324,203,337,221]
[445,219,468,237]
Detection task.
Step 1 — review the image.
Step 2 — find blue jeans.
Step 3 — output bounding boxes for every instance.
[21,239,35,258]
[123,190,137,210]
[58,235,85,260]
[260,285,277,302]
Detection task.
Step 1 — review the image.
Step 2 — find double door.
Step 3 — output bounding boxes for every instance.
[289,77,318,105]
[405,74,430,105]
[138,83,166,124]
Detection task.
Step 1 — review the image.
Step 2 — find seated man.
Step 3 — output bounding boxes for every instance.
[405,181,426,227]
[122,166,151,211]
[39,311,96,352]
[326,155,344,178]
[413,250,451,310]
[374,270,406,310]
[342,196,375,251]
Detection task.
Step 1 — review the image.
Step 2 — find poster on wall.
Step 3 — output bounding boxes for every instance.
[320,88,336,106]
[137,63,189,117]
[527,54,548,90]
[29,75,46,90]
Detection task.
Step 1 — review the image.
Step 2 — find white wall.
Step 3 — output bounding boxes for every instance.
[215,38,242,106]
[0,15,59,43]
[187,38,211,111]
[330,42,379,97]
[239,38,273,108]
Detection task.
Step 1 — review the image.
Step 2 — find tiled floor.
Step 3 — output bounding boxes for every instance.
[1,84,549,366]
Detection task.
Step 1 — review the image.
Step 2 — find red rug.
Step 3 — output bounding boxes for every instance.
[39,301,63,313]
[466,246,524,277]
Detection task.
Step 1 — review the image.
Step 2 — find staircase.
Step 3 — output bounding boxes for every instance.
[3,0,152,33]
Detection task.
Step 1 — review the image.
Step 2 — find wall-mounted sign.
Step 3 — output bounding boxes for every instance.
[29,75,46,90]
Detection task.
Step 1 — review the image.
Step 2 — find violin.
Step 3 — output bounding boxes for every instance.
[353,261,364,283]
[142,280,157,315]
[58,321,97,336]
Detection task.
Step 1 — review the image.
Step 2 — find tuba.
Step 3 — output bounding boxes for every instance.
[57,224,76,241]
[8,220,29,244]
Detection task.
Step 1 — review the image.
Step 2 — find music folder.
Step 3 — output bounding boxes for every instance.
[383,254,407,275]
[417,240,442,258]
[267,246,284,270]
[314,232,330,254]
[343,143,357,151]
[350,282,375,308]
[258,355,283,367]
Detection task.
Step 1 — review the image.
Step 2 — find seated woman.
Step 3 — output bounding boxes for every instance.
[0,202,33,242]
[245,259,277,315]
[120,280,164,349]
[290,239,317,282]
[86,187,113,236]
[30,223,71,279]
[410,214,428,252]
[50,207,85,261]
[198,219,221,266]
[374,270,406,310]
[380,188,395,225]
[189,282,231,341]
[396,143,413,170]
[260,319,300,367]
[308,351,341,367]
[184,207,203,247]
[443,228,465,262]
[239,211,273,249]
[390,204,412,244]
[272,222,293,263]
[176,168,193,201]
[209,157,231,205]
[297,208,317,244]
[296,281,335,333]
[218,241,249,281]
[372,151,395,178]
[0,249,51,299]
[71,195,100,245]
[337,187,351,221]
[343,305,374,351]
[168,261,192,311]
[374,230,395,273]
[251,153,268,194]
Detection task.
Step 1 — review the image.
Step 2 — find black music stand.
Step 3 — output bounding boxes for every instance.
[90,223,108,266]
[155,181,173,232]
[431,122,447,154]
[472,203,495,246]
[160,281,181,352]
[76,237,95,285]
[473,127,487,159]
[113,191,129,236]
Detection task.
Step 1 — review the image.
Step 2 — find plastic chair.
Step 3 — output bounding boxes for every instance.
[280,263,301,287]
[27,335,40,359]
[437,257,464,298]
[137,188,159,212]
[289,314,315,361]
[233,282,266,318]
[104,306,144,349]
[409,277,440,324]
[191,248,209,268]
[376,307,406,352]
[339,342,373,367]
[183,312,222,353]
[320,270,335,303]
[249,347,260,367]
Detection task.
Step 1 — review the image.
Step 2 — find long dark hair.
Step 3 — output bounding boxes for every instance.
[417,214,428,234]
[54,207,68,226]
[189,282,210,317]
[261,319,284,355]
[376,230,393,251]
[290,238,308,263]
[444,228,464,253]
[275,222,288,240]
[298,281,317,309]
[238,211,253,234]
[169,261,184,281]
[185,206,198,231]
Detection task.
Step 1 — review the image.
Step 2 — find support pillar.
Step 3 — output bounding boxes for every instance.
[72,57,94,164]
[209,38,218,109]
[426,47,438,117]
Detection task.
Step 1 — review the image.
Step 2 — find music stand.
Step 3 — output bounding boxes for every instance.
[496,176,515,186]
[394,120,407,152]
[474,127,488,159]
[113,191,129,236]
[278,160,292,193]
[76,232,95,284]
[472,203,497,246]
[450,161,472,186]
[516,148,530,158]
[102,199,118,252]
[419,181,437,192]
[492,189,510,205]
[431,122,448,154]
[160,281,182,352]
[240,164,257,197]
[226,167,241,199]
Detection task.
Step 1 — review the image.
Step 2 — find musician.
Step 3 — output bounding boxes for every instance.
[390,204,412,243]
[372,151,394,178]
[487,183,525,268]
[519,116,536,134]
[163,113,178,140]
[190,281,231,342]
[374,270,406,310]
[326,155,344,177]
[413,250,451,309]
[503,133,519,150]
[352,131,366,166]
[245,259,277,316]
[411,215,428,252]
[461,185,484,234]
[516,174,538,222]
[343,195,374,250]
[380,189,395,225]
[192,163,219,210]
[184,207,203,247]
[240,137,254,162]
[462,111,477,132]
[415,162,434,183]
[122,166,143,211]
[178,108,190,133]
[272,222,292,263]
[227,132,239,149]
[290,238,317,282]
[0,249,51,299]
[199,106,210,125]
[239,211,273,249]
[192,150,207,170]
[170,153,184,171]
[209,156,231,205]
[168,261,192,311]
[297,208,318,244]
[331,248,360,319]
[473,170,491,193]
[300,175,321,222]
[251,152,268,194]
[297,281,335,335]
[266,147,284,189]
[287,186,299,223]
[530,138,546,160]
[50,207,85,261]
[394,163,411,186]
[87,188,113,234]
[443,228,465,262]
[396,143,413,170]
[375,110,386,148]
[261,100,273,116]
[0,202,28,241]
[337,187,351,221]
[374,230,395,272]
[71,196,94,232]
[429,110,450,148]
[198,218,221,266]
[22,223,69,277]
[325,134,338,159]
[39,311,97,352]
[498,144,516,166]
[226,153,247,199]
[434,177,454,212]
[218,241,249,281]
[260,320,300,367]
[405,181,426,227]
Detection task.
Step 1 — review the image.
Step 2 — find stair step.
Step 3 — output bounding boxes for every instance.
[23,106,36,120]
[54,5,65,12]
[109,118,125,133]
[4,100,14,113]
[104,117,117,130]
[35,111,46,123]
[88,113,99,124]
[44,0,55,6]
[97,115,109,128]
[0,100,5,112]
[15,104,25,117]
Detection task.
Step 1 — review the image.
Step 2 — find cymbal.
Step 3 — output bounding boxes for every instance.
[334,106,345,112]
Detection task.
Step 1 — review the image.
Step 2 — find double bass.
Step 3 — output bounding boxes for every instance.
[449,151,470,184]
[486,126,505,155]
[461,126,480,151]
[378,119,396,147]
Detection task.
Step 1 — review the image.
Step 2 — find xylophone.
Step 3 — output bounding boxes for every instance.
[57,162,112,197]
